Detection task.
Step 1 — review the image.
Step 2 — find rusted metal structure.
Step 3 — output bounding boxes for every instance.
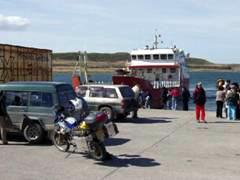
[0,44,52,82]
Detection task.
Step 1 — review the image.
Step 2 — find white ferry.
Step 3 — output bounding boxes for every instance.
[112,34,190,108]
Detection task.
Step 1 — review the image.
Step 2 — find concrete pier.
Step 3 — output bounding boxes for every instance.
[1,109,240,180]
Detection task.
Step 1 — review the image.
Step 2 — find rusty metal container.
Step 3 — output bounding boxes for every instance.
[0,44,52,83]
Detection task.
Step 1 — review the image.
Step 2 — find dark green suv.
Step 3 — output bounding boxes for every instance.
[0,81,77,143]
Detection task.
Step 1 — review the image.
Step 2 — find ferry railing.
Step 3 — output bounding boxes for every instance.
[152,80,180,89]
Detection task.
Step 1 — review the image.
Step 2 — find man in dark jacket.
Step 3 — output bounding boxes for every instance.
[0,91,8,144]
[182,87,190,111]
[193,82,207,123]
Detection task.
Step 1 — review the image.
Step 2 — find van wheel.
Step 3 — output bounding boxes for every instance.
[23,123,44,144]
[100,107,113,120]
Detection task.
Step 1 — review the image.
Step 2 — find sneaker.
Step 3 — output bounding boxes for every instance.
[202,121,207,123]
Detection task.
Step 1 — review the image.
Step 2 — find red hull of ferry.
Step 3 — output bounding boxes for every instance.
[112,75,189,109]
[112,75,164,108]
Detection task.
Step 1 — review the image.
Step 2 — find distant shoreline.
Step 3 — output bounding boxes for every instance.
[53,59,240,73]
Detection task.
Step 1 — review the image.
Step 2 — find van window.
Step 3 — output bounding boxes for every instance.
[6,91,28,106]
[119,87,134,98]
[30,92,53,107]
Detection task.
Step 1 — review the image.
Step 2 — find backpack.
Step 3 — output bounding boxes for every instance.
[227,94,237,106]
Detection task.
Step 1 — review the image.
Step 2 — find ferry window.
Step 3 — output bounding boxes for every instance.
[170,68,176,73]
[168,54,174,60]
[162,68,167,73]
[137,55,144,60]
[131,55,136,60]
[153,54,159,60]
[145,55,151,60]
[160,54,167,60]
[147,68,152,73]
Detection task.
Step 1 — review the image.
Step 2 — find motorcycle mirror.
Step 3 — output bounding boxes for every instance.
[54,104,65,113]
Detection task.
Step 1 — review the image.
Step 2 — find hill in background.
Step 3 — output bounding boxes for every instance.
[53,52,240,72]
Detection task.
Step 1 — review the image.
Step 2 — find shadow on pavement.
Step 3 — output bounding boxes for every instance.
[104,138,130,146]
[96,154,160,167]
[116,117,173,124]
[207,121,240,124]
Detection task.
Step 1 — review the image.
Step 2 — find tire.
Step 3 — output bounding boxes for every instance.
[100,107,113,120]
[52,131,70,152]
[23,123,44,144]
[88,140,107,161]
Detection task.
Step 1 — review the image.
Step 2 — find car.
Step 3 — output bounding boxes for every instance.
[77,84,139,120]
[0,81,78,144]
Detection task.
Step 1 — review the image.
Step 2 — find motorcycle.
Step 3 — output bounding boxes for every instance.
[52,98,118,161]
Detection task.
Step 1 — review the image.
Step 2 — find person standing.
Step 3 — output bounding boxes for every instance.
[216,86,225,118]
[182,87,190,111]
[171,87,180,110]
[131,84,141,118]
[193,82,207,123]
[144,91,152,109]
[166,89,172,110]
[162,87,168,109]
[225,85,239,120]
[0,91,8,144]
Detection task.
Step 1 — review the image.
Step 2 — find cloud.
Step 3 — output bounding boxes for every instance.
[0,14,30,31]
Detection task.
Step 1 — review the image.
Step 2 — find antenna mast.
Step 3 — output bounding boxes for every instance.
[153,33,161,49]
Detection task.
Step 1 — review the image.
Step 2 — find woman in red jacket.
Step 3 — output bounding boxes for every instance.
[193,82,207,123]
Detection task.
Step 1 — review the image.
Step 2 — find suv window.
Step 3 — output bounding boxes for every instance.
[89,87,118,98]
[30,92,53,107]
[79,86,88,97]
[57,85,76,107]
[119,87,135,98]
[105,88,118,98]
[89,87,104,97]
[6,91,28,106]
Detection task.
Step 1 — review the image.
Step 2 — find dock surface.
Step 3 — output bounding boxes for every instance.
[1,109,240,180]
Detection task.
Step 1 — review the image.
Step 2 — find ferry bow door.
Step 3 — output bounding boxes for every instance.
[155,73,160,88]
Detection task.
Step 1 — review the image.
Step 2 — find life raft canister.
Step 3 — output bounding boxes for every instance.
[72,74,81,90]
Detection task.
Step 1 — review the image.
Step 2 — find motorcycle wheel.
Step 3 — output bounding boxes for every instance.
[52,132,70,152]
[88,140,107,161]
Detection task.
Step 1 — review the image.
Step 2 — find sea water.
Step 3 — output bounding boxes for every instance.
[53,71,240,111]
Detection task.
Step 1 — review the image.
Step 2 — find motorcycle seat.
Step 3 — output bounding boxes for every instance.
[84,112,97,125]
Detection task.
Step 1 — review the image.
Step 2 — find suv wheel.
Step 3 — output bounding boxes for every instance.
[100,107,113,120]
[23,123,44,144]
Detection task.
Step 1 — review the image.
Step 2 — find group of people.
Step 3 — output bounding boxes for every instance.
[162,86,191,111]
[216,79,240,120]
[188,79,240,123]
[161,83,206,123]
[132,84,152,109]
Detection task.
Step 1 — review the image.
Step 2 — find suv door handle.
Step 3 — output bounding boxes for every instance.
[18,109,27,112]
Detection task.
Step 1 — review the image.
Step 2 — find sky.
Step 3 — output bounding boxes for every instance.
[1,0,240,64]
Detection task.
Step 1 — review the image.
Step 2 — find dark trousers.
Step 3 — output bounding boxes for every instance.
[216,101,223,118]
[182,100,189,111]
